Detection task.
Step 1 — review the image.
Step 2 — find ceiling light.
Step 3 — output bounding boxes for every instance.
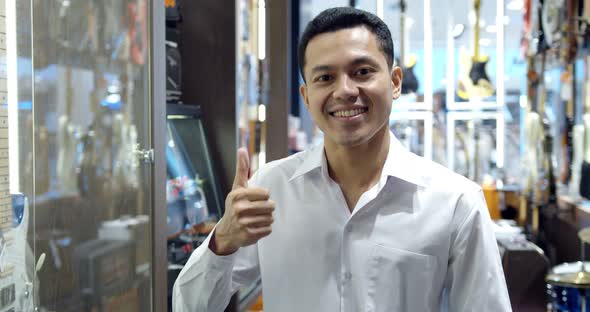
[479,38,492,46]
[507,0,524,11]
[452,24,465,38]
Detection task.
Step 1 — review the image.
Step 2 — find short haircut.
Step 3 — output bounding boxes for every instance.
[297,7,394,82]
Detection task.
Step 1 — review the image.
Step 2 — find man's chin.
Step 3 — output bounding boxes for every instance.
[327,132,369,147]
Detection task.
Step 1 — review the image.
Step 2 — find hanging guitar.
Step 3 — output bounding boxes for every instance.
[457,0,494,100]
[578,0,590,200]
[570,55,589,198]
[541,0,565,49]
[397,0,419,94]
[521,0,532,58]
[556,0,579,185]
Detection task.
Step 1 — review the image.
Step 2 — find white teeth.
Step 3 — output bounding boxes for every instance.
[333,108,366,118]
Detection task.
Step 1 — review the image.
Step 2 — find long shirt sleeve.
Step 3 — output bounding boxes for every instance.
[444,189,512,311]
[172,225,261,312]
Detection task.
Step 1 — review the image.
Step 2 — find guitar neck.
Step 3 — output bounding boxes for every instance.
[473,0,480,59]
[539,53,547,114]
[400,0,406,66]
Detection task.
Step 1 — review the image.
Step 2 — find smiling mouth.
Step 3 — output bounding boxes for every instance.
[329,107,369,118]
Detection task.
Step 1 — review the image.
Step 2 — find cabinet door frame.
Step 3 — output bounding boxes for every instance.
[150,1,167,311]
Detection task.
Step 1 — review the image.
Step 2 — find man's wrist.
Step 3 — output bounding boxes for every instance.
[209,229,239,256]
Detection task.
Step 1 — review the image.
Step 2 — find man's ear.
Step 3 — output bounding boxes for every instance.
[391,66,403,100]
[300,84,310,110]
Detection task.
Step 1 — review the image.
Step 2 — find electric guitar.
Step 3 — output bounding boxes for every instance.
[457,0,494,100]
[559,65,574,185]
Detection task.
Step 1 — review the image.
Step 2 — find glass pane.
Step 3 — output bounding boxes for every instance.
[390,118,425,156]
[28,0,153,311]
[451,118,499,184]
[165,115,222,238]
[5,0,36,311]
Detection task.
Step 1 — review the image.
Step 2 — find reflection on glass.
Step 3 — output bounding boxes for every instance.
[453,119,498,184]
[390,119,424,156]
[5,0,155,311]
[165,115,222,238]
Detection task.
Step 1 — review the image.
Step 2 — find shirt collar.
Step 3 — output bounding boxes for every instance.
[289,132,427,187]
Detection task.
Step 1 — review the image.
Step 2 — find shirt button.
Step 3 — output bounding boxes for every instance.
[346,224,353,232]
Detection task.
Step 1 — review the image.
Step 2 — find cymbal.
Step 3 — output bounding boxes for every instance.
[546,271,590,288]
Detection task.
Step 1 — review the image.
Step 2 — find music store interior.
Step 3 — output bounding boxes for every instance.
[3,0,590,311]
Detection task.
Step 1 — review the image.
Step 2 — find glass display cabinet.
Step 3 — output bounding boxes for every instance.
[389,110,433,160]
[446,110,504,184]
[3,0,166,311]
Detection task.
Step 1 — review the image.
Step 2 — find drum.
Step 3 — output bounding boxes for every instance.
[547,262,590,312]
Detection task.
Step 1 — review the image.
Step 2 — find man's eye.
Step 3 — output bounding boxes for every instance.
[355,68,372,76]
[316,75,332,82]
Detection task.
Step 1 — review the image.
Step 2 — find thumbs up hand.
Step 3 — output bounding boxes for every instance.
[210,148,275,255]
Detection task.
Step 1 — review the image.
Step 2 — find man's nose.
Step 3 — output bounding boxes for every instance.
[332,75,359,102]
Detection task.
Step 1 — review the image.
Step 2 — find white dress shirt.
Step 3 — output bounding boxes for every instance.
[173,134,512,312]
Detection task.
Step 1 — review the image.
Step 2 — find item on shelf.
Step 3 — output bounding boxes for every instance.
[98,215,150,268]
[521,0,532,57]
[73,239,136,306]
[165,0,182,22]
[580,57,590,199]
[560,0,579,63]
[127,0,147,65]
[397,0,418,95]
[165,104,224,238]
[166,28,182,103]
[559,66,574,185]
[526,0,550,57]
[541,0,565,48]
[571,56,589,198]
[457,0,494,100]
[0,194,36,312]
[523,51,558,249]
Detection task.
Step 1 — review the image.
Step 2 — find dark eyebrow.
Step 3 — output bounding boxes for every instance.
[350,56,380,68]
[310,65,334,75]
[310,56,381,75]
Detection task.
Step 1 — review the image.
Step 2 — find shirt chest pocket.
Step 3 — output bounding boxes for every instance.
[366,242,436,312]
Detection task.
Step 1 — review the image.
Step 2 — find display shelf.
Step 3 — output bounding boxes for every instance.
[446,110,505,180]
[389,110,433,160]
[165,103,223,238]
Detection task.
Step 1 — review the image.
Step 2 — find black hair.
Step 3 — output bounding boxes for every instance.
[297,7,394,82]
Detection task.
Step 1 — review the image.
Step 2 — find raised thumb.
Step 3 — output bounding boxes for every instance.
[232,147,250,189]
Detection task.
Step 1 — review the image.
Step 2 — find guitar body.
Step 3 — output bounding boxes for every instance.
[401,63,419,94]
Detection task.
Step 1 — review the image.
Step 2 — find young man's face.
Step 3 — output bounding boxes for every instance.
[300,26,402,147]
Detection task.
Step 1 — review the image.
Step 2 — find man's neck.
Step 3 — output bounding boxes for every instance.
[324,128,390,192]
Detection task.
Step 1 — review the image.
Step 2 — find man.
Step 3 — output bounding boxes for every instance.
[173,7,511,312]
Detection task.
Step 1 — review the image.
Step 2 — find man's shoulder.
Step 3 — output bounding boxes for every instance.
[251,148,314,185]
[406,151,481,194]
